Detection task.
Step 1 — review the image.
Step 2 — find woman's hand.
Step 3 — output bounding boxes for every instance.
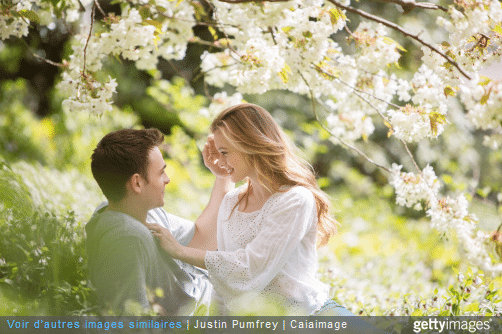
[147,223,208,269]
[146,223,183,258]
[202,135,230,179]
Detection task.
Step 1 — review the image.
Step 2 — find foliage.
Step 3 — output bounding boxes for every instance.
[0,161,96,315]
[1,0,502,317]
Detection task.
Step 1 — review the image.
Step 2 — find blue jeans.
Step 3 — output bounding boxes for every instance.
[313,299,389,333]
[313,299,356,316]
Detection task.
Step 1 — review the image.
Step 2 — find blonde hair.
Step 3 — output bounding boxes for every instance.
[211,103,338,246]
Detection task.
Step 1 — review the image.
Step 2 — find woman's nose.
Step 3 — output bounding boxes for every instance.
[217,155,226,167]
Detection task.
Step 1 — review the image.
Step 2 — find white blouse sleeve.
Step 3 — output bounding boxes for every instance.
[204,187,316,301]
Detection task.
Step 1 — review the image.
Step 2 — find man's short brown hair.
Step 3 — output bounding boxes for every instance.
[91,128,164,202]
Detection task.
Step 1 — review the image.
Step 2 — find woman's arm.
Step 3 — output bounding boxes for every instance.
[147,222,207,269]
[188,135,234,251]
[188,177,232,251]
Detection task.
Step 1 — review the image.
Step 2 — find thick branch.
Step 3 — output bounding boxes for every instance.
[218,0,289,3]
[370,0,447,12]
[82,2,95,74]
[32,53,65,68]
[328,0,472,80]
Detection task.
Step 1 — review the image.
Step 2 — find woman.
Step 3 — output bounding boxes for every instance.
[148,103,353,316]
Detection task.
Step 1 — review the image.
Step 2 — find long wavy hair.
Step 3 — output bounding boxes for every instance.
[210,103,338,246]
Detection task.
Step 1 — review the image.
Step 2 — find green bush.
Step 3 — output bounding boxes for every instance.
[0,209,95,315]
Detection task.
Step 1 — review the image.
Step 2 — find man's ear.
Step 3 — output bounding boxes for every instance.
[128,173,144,194]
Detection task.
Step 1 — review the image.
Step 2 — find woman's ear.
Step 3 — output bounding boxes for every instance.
[128,173,144,194]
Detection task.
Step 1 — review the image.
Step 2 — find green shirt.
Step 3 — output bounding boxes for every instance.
[85,206,211,315]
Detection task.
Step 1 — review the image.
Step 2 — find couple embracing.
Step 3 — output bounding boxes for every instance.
[86,103,355,317]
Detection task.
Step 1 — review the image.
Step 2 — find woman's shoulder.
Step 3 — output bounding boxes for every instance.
[272,185,315,207]
[223,184,246,203]
[280,185,314,198]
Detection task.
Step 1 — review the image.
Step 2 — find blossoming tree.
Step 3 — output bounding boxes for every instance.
[2,0,502,275]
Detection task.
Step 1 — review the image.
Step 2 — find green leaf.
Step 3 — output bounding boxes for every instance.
[139,7,150,20]
[464,302,479,312]
[328,8,346,26]
[143,19,163,31]
[494,24,502,36]
[382,37,407,52]
[278,63,292,84]
[208,26,218,41]
[479,76,491,86]
[18,10,40,24]
[443,85,458,97]
[480,92,490,105]
[411,309,424,316]
[429,111,447,136]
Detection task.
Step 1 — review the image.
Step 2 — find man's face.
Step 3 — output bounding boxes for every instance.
[142,146,170,209]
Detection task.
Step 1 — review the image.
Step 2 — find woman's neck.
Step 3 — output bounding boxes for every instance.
[238,177,275,213]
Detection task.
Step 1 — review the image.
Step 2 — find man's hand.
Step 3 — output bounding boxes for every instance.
[202,135,231,179]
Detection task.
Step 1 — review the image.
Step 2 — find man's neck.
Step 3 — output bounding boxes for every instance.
[106,199,149,225]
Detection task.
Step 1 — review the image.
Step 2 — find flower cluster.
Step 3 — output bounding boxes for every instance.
[0,14,29,40]
[202,0,346,95]
[390,162,502,275]
[3,0,502,276]
[59,75,117,115]
[427,0,502,82]
[460,76,502,148]
[389,164,439,210]
[427,194,473,233]
[351,22,402,73]
[57,1,194,114]
[199,92,244,120]
[386,65,448,142]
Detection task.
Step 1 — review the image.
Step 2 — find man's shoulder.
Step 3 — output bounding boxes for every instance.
[147,207,195,246]
[86,210,152,243]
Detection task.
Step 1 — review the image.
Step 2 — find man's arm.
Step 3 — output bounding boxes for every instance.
[91,235,151,313]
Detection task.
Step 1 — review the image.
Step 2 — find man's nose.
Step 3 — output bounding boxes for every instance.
[165,176,170,184]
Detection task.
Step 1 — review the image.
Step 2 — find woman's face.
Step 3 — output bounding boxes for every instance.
[213,128,253,183]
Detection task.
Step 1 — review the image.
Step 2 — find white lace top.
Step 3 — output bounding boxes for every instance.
[204,185,329,315]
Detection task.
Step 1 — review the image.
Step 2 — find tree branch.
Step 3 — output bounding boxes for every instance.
[327,0,472,80]
[94,0,106,17]
[82,2,95,75]
[218,0,289,3]
[21,39,65,68]
[370,0,447,13]
[313,64,401,109]
[299,72,391,173]
[202,0,241,57]
[313,64,423,173]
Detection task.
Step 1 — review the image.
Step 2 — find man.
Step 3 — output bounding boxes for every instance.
[86,128,232,315]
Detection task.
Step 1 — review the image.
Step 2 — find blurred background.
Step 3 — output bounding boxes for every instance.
[0,0,501,317]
